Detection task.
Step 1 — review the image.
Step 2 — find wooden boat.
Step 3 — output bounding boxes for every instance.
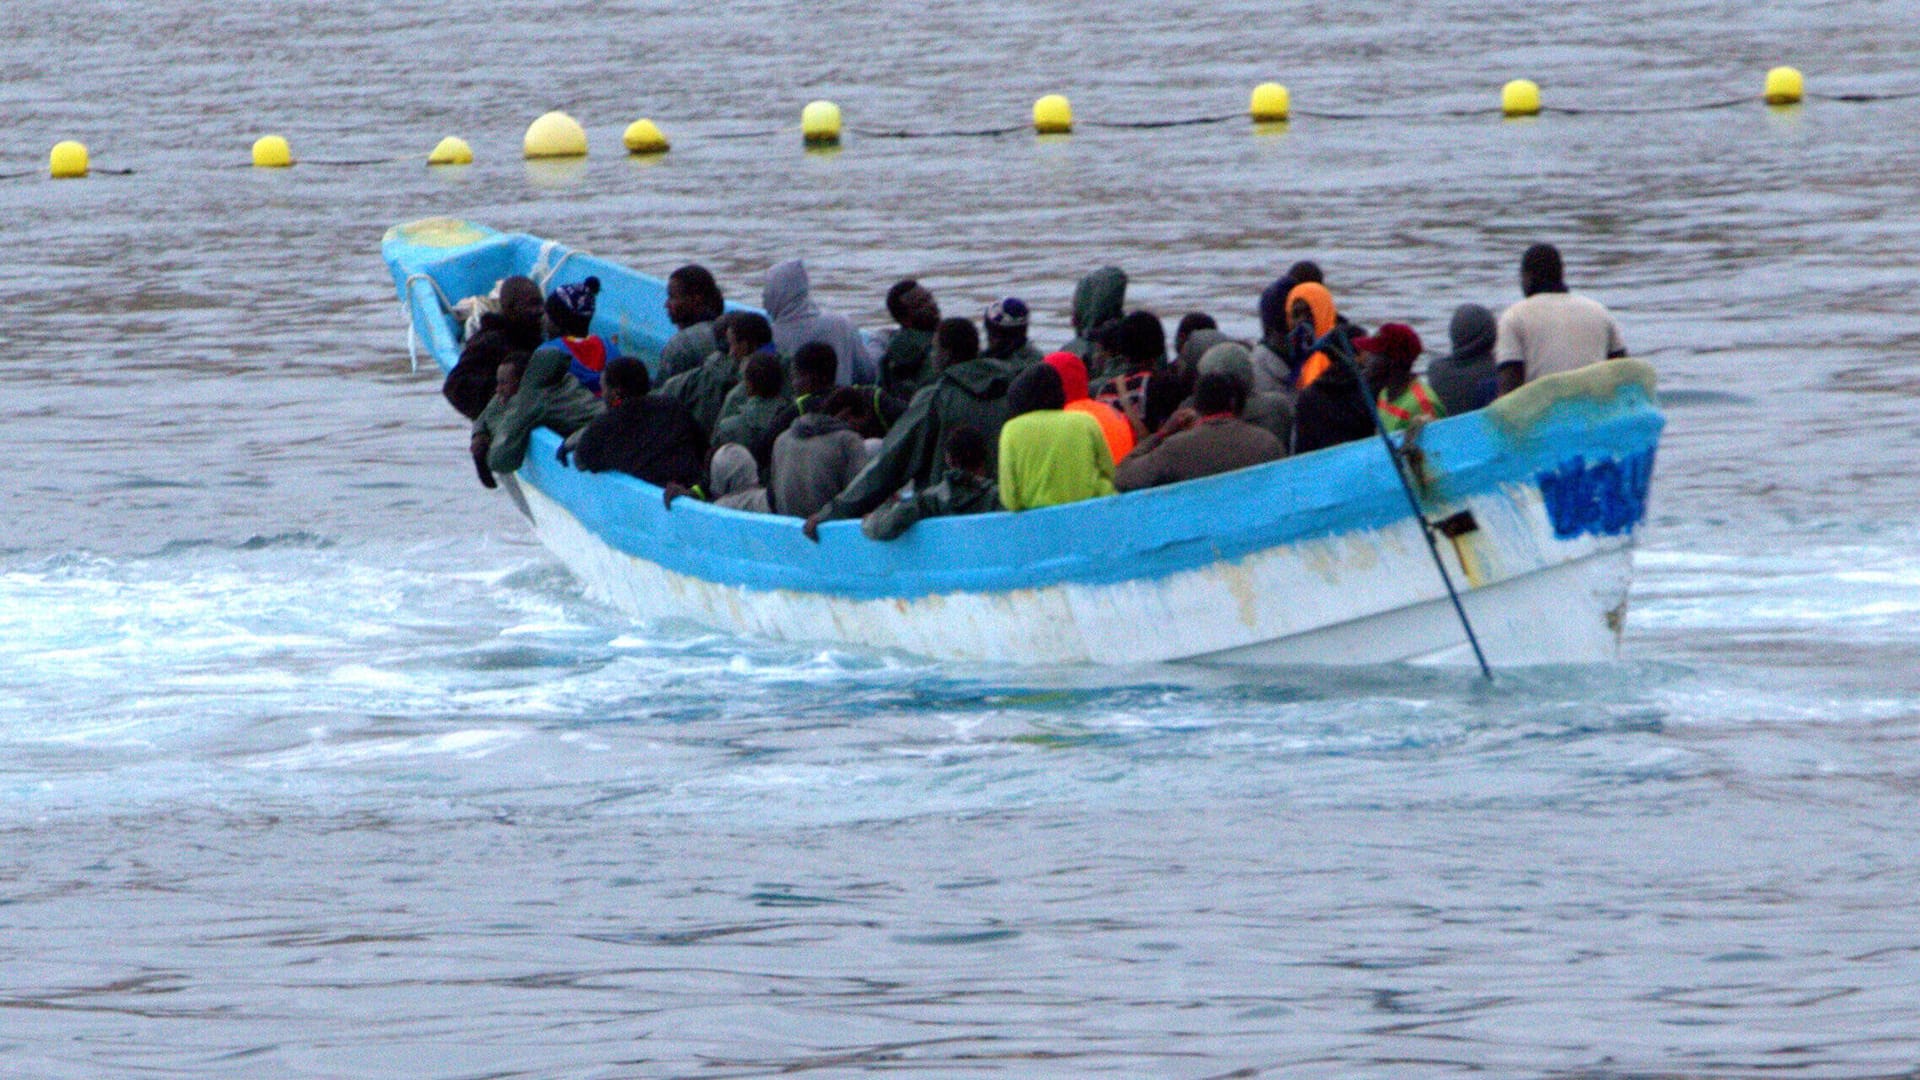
[384,218,1663,666]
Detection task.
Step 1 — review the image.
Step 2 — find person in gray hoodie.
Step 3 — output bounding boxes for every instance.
[770,386,871,518]
[707,443,772,513]
[1425,303,1498,416]
[1060,266,1127,360]
[763,259,876,386]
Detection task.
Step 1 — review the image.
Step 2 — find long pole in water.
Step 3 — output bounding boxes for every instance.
[1335,352,1494,680]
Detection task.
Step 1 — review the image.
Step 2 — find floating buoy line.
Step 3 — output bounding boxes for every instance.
[18,69,1920,181]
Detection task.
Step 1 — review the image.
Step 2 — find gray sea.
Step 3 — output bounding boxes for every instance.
[4,1,1920,1076]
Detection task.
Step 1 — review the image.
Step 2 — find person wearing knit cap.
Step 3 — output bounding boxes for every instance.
[1354,323,1445,434]
[543,276,622,397]
[982,297,1044,368]
[1045,351,1134,465]
[996,363,1115,512]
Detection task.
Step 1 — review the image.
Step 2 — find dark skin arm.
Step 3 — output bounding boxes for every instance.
[802,509,826,542]
[470,432,497,489]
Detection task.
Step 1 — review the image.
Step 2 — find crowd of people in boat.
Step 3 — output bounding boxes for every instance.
[449,242,1626,540]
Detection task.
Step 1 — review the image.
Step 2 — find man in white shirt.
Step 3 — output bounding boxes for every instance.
[1494,243,1627,396]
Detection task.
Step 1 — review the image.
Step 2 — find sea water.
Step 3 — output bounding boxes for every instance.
[3,1,1919,1075]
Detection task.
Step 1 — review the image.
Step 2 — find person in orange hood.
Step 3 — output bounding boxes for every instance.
[1284,281,1353,392]
[1044,351,1134,465]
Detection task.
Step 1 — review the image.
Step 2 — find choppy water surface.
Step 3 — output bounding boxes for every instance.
[4,1,1920,1076]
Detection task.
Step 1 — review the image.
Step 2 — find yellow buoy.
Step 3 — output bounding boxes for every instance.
[1250,83,1290,123]
[1764,66,1804,105]
[524,111,588,159]
[427,136,473,166]
[801,100,842,145]
[1033,94,1073,134]
[623,118,669,154]
[252,135,293,168]
[49,140,89,179]
[1501,79,1541,117]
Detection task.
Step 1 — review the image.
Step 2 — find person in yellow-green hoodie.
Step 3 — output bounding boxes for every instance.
[996,362,1115,512]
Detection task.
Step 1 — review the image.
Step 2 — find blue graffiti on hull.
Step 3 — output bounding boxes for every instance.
[1536,449,1656,540]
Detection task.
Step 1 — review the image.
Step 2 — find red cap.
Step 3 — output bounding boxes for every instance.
[1352,323,1422,365]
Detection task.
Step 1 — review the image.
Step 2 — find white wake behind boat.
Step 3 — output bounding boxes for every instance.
[385,218,1664,666]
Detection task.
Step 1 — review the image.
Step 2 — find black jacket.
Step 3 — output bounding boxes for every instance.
[1291,362,1376,455]
[564,394,709,488]
[443,312,545,420]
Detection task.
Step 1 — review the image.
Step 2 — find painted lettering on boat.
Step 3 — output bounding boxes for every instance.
[1536,450,1655,540]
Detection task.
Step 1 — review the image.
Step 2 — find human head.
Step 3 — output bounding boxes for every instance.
[1175,328,1229,380]
[1284,282,1336,337]
[1520,243,1566,296]
[1116,311,1167,373]
[821,385,883,437]
[934,317,979,369]
[1196,341,1255,395]
[1070,266,1127,334]
[983,297,1031,353]
[727,311,773,358]
[1006,361,1066,417]
[545,275,601,338]
[601,357,652,407]
[885,279,941,331]
[1193,370,1248,417]
[1449,303,1497,356]
[707,443,760,499]
[665,265,724,328]
[743,352,784,399]
[1043,351,1090,403]
[1259,275,1298,344]
[498,276,544,334]
[944,424,989,476]
[1087,318,1124,372]
[494,351,528,400]
[1286,260,1324,286]
[1354,322,1423,385]
[1173,312,1217,358]
[792,341,840,398]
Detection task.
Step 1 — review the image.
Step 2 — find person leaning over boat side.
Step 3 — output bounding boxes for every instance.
[711,353,798,477]
[763,258,877,386]
[997,362,1116,512]
[443,275,544,420]
[1114,371,1284,492]
[658,311,762,437]
[1426,303,1498,416]
[982,297,1044,368]
[803,317,1016,540]
[1356,323,1445,433]
[771,386,871,519]
[1194,341,1293,445]
[544,276,620,397]
[1044,351,1134,466]
[557,357,706,489]
[657,265,726,381]
[1061,265,1127,360]
[862,426,1001,541]
[874,279,941,399]
[469,340,603,487]
[1493,243,1627,397]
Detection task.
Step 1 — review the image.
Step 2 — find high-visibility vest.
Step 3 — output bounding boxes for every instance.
[1376,380,1442,431]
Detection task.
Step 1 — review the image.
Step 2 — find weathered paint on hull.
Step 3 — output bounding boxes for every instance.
[513,475,1633,667]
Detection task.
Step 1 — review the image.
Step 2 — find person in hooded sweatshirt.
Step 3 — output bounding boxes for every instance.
[558,358,706,488]
[1249,273,1300,397]
[804,317,1016,539]
[874,279,941,399]
[771,386,871,519]
[1044,351,1134,465]
[1290,340,1376,456]
[1115,371,1285,492]
[1425,303,1499,415]
[443,275,546,420]
[657,265,727,380]
[544,276,620,397]
[703,443,772,513]
[982,298,1044,368]
[762,259,876,386]
[469,341,603,486]
[711,353,798,476]
[862,426,1001,541]
[659,311,766,438]
[1060,266,1127,360]
[1279,281,1353,393]
[998,363,1116,512]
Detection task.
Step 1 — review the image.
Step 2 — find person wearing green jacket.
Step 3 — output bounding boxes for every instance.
[712,353,799,474]
[996,362,1115,511]
[1059,266,1127,360]
[804,318,1016,539]
[862,426,1001,540]
[469,344,603,486]
[659,312,767,438]
[656,264,726,380]
[876,279,941,400]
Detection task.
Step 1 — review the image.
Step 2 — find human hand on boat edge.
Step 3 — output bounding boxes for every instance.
[802,509,826,542]
[469,433,496,489]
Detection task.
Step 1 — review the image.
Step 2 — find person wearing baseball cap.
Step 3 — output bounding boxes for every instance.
[982,297,1043,367]
[1354,322,1445,434]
